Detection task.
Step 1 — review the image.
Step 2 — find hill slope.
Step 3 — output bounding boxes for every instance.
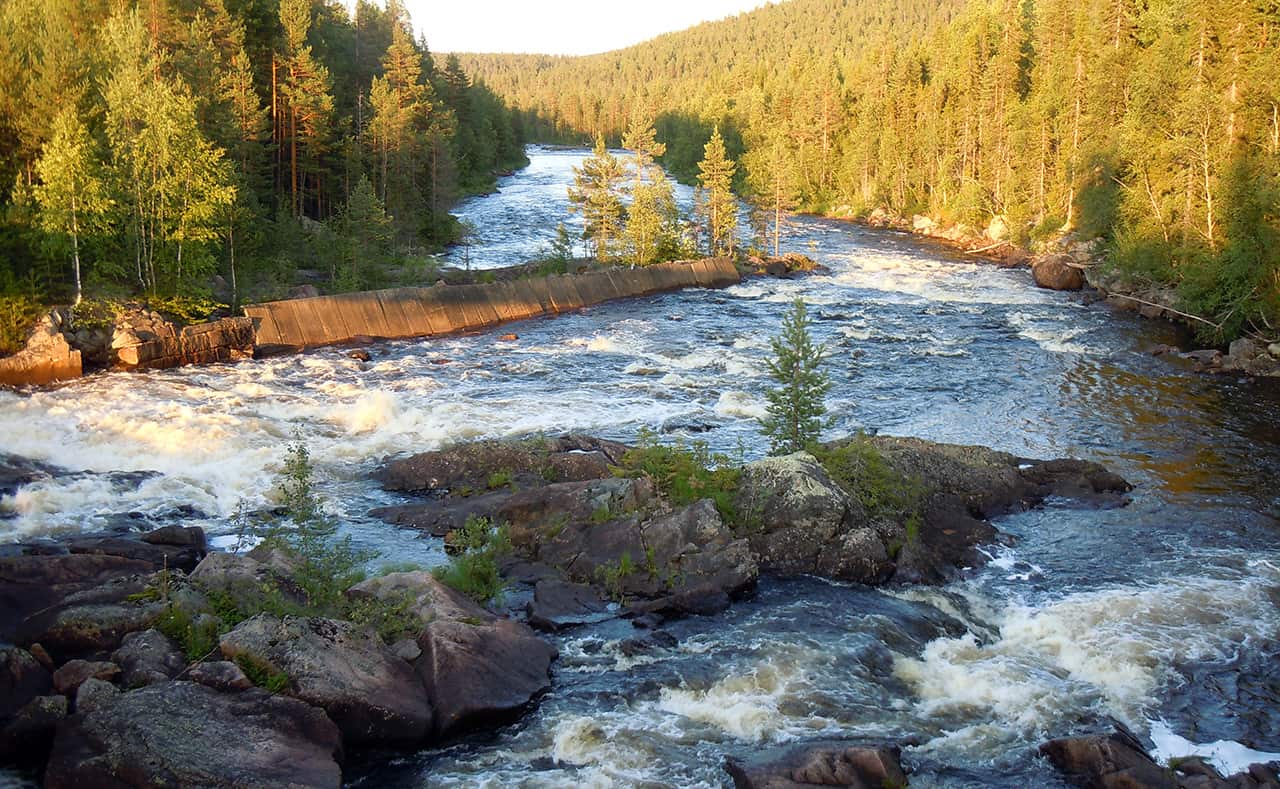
[458,0,1280,341]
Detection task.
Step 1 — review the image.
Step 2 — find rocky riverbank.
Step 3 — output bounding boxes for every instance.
[3,433,1277,787]
[836,207,1280,378]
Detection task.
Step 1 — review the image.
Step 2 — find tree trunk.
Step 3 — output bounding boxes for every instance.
[70,192,82,306]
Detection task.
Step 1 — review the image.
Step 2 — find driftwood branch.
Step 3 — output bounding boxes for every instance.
[963,241,1011,255]
[1104,292,1221,330]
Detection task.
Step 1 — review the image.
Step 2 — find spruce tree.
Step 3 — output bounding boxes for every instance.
[567,134,626,262]
[697,125,737,257]
[761,298,831,456]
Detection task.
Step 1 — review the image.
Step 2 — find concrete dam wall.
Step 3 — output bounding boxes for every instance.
[243,258,740,353]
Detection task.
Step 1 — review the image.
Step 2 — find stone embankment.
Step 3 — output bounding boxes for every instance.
[243,258,740,353]
[0,258,744,387]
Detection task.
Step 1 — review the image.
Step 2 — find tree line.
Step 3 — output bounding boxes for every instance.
[459,0,1280,341]
[0,0,527,317]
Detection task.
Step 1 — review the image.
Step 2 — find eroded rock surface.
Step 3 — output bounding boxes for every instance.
[44,681,343,789]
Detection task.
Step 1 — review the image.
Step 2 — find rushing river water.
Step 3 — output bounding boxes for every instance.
[3,146,1280,787]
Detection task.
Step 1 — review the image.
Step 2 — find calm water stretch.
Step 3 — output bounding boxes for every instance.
[3,146,1279,787]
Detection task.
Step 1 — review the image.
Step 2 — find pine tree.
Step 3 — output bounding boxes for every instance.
[34,110,109,305]
[567,134,626,262]
[761,298,831,456]
[697,125,738,257]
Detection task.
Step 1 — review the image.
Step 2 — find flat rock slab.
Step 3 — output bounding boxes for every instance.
[44,681,342,789]
[527,580,614,631]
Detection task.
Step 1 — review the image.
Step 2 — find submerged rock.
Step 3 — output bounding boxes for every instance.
[527,579,613,631]
[44,681,343,789]
[724,741,909,788]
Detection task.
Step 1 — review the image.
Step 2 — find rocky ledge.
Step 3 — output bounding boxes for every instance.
[0,523,555,785]
[374,433,1130,624]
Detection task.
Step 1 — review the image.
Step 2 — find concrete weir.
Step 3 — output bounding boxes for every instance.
[244,258,741,353]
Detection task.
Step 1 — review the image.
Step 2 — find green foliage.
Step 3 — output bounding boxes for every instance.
[432,515,510,605]
[345,591,421,644]
[761,299,831,456]
[145,295,226,326]
[262,440,372,613]
[590,504,613,524]
[458,0,1280,341]
[0,0,525,307]
[234,653,291,693]
[812,436,926,539]
[697,126,738,257]
[0,294,44,355]
[595,552,635,602]
[155,605,220,663]
[568,134,627,263]
[615,429,741,523]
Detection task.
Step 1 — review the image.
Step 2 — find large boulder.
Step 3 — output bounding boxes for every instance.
[0,695,67,767]
[1041,730,1280,789]
[111,629,186,688]
[348,571,557,737]
[730,437,1130,587]
[724,741,908,788]
[44,681,342,789]
[519,496,758,613]
[1040,731,1179,788]
[0,314,82,387]
[219,615,432,748]
[0,532,207,656]
[734,452,865,577]
[1032,254,1085,291]
[0,647,51,721]
[415,615,556,737]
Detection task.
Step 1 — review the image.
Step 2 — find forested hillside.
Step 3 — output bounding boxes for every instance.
[0,0,526,325]
[460,0,1280,341]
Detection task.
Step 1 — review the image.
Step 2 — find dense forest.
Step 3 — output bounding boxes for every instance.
[0,0,526,331]
[460,0,1280,341]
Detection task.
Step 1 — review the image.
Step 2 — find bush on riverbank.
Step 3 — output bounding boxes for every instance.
[149,441,423,664]
[811,435,926,553]
[432,515,510,605]
[613,430,741,524]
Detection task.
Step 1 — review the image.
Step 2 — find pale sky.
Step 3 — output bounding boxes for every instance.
[405,0,775,55]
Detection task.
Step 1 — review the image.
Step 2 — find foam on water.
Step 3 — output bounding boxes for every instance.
[894,563,1280,746]
[1149,719,1280,777]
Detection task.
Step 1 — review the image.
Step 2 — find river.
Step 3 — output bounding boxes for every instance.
[3,145,1279,787]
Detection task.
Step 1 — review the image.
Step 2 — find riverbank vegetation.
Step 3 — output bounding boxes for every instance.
[569,120,747,265]
[460,0,1280,341]
[0,0,526,325]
